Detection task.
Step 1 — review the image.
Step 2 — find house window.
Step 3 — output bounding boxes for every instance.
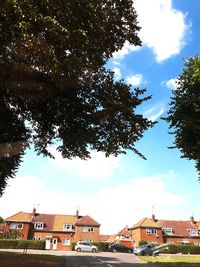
[146,228,157,235]
[188,229,199,236]
[34,222,44,229]
[10,223,17,229]
[17,223,23,229]
[62,238,71,246]
[82,226,94,232]
[162,228,173,235]
[63,224,73,231]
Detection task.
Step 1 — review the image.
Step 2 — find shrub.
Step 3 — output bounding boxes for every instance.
[0,239,45,250]
[161,244,200,254]
[71,241,76,251]
[139,240,148,246]
[94,242,109,251]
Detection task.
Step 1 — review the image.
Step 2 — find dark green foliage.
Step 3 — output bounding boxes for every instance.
[0,239,45,250]
[0,0,154,195]
[0,216,4,223]
[94,241,109,251]
[139,240,149,246]
[161,244,200,255]
[166,55,200,178]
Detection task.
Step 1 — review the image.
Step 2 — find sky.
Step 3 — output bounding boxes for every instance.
[1,0,200,235]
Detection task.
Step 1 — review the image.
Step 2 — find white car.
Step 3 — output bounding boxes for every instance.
[75,241,98,252]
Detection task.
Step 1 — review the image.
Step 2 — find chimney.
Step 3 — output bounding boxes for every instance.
[190,216,195,224]
[152,214,156,222]
[76,209,79,220]
[32,208,36,216]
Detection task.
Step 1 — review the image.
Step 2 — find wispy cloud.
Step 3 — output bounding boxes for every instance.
[112,40,140,60]
[126,73,145,87]
[47,148,122,180]
[144,105,165,121]
[113,67,122,80]
[162,78,178,90]
[134,0,190,62]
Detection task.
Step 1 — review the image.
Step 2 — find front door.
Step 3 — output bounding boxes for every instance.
[45,238,51,250]
[52,238,57,250]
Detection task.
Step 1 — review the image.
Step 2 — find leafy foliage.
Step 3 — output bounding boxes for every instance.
[0,0,154,195]
[166,55,200,178]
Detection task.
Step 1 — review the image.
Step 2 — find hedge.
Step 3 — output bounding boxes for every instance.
[94,242,109,251]
[161,244,200,254]
[0,239,45,250]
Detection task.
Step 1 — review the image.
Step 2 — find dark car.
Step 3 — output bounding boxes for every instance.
[108,243,133,253]
[134,244,160,256]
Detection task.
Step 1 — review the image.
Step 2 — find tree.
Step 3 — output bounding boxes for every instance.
[0,0,155,195]
[0,216,4,223]
[166,55,200,178]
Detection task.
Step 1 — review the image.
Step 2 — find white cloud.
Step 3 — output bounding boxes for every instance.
[144,105,164,121]
[0,172,186,234]
[134,0,190,62]
[162,78,178,90]
[48,148,122,180]
[113,67,122,80]
[112,40,140,60]
[126,74,144,87]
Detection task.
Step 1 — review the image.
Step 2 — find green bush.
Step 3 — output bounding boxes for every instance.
[94,242,109,251]
[0,239,45,250]
[161,244,200,254]
[71,241,76,251]
[139,240,148,246]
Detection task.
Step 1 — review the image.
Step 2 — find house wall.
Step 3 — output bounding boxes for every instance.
[75,226,99,242]
[32,231,76,251]
[140,228,164,244]
[131,228,141,247]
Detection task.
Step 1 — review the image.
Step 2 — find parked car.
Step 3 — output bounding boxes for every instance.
[134,244,160,256]
[75,241,98,252]
[108,243,133,253]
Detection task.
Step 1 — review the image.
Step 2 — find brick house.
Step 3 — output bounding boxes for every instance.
[4,209,100,251]
[115,226,133,248]
[129,214,200,247]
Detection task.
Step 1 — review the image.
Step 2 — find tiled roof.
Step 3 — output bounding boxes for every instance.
[32,213,55,231]
[130,217,160,229]
[116,226,131,236]
[157,220,199,236]
[76,215,100,226]
[53,215,76,231]
[99,234,115,242]
[6,212,32,223]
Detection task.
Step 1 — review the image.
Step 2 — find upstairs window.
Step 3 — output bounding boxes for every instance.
[188,229,199,236]
[83,226,94,232]
[146,228,157,235]
[34,222,44,229]
[63,224,73,231]
[162,228,173,235]
[9,223,23,230]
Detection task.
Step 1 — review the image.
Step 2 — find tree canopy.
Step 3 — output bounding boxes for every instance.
[166,55,200,178]
[0,0,154,195]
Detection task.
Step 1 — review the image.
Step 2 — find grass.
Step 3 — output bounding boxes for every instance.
[140,255,200,266]
[0,252,66,267]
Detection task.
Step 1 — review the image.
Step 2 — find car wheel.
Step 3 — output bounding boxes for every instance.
[76,248,81,252]
[112,248,117,253]
[128,249,132,253]
[92,248,96,253]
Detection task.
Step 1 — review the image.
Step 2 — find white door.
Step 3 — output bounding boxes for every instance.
[45,238,51,250]
[52,238,57,250]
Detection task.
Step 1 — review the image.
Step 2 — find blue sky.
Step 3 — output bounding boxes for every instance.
[1,0,200,234]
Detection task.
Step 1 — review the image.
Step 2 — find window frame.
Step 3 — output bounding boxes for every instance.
[34,222,44,230]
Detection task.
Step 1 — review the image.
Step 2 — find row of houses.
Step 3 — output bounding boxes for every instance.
[1,209,200,250]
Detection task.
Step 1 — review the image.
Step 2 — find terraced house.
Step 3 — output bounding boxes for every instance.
[129,214,200,246]
[3,209,100,251]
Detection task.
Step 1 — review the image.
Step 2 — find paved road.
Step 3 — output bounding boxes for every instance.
[64,252,147,266]
[0,249,147,266]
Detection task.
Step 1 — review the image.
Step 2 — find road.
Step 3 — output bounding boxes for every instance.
[64,251,147,267]
[0,249,148,266]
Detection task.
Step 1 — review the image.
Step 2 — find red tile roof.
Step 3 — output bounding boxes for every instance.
[116,226,131,236]
[76,215,100,226]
